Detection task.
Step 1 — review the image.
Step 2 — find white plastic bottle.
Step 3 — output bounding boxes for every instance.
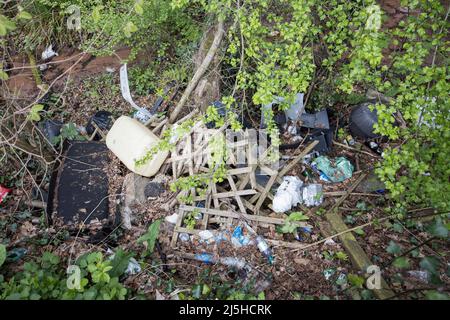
[106,116,169,177]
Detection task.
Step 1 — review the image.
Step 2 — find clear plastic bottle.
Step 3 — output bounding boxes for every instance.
[255,236,274,264]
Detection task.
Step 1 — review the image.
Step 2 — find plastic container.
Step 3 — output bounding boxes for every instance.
[106,116,169,177]
[256,236,274,264]
[302,184,323,207]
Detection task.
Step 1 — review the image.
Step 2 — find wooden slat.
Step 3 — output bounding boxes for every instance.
[210,180,220,208]
[152,118,168,134]
[170,209,185,248]
[179,205,309,227]
[322,173,395,300]
[325,210,395,300]
[275,140,319,184]
[194,132,205,173]
[227,167,253,175]
[227,175,247,214]
[193,189,256,201]
[238,174,250,190]
[254,173,278,213]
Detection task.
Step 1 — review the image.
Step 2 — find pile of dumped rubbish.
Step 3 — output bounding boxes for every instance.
[25,64,390,296]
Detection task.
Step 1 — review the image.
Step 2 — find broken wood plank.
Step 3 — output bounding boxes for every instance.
[151,117,168,134]
[227,175,247,214]
[194,132,205,173]
[193,189,256,201]
[170,209,185,248]
[328,173,367,214]
[275,140,319,183]
[254,182,274,201]
[179,205,308,227]
[323,173,395,300]
[238,174,250,191]
[325,191,383,197]
[325,210,395,300]
[227,166,253,175]
[254,173,278,213]
[246,131,258,189]
[91,122,106,140]
[267,239,309,249]
[210,180,220,208]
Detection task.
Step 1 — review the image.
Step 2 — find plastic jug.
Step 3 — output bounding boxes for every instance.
[106,116,169,177]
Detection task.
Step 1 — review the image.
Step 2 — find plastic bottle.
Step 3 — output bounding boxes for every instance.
[365,141,383,155]
[106,116,169,177]
[179,233,190,242]
[302,184,324,206]
[255,236,274,264]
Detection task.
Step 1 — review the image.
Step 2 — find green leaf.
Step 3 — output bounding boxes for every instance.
[134,2,144,15]
[28,104,44,122]
[191,284,202,299]
[427,218,448,238]
[361,289,373,300]
[386,241,401,255]
[202,284,210,296]
[60,122,81,140]
[103,266,113,273]
[123,21,138,38]
[288,212,309,221]
[425,290,449,300]
[109,249,133,278]
[335,251,348,261]
[0,15,17,36]
[354,227,365,236]
[92,6,102,23]
[137,219,161,253]
[393,257,410,269]
[29,293,41,300]
[356,201,368,211]
[42,251,59,265]
[0,244,6,267]
[392,223,403,233]
[347,274,364,288]
[420,256,440,275]
[17,11,32,20]
[278,222,296,234]
[0,69,8,80]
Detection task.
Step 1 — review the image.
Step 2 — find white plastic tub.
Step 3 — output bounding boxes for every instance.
[106,116,169,177]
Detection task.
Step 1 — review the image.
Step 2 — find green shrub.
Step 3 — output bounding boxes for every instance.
[172,0,450,211]
[0,251,128,300]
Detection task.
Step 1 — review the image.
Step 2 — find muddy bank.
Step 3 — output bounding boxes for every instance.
[4,47,147,100]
